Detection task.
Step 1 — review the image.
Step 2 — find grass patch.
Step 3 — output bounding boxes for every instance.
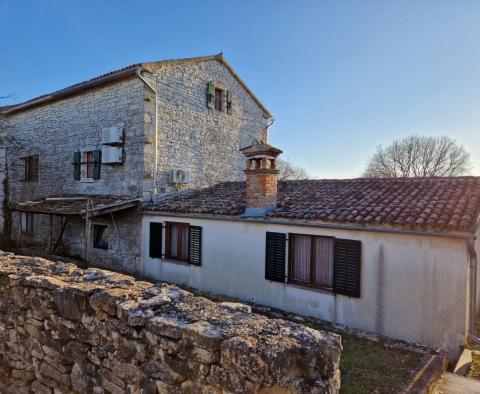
[339,333,423,394]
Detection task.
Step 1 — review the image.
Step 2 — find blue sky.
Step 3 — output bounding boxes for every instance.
[1,0,479,178]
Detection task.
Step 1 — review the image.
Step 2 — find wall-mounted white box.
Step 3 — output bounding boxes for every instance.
[102,126,123,145]
[102,146,123,164]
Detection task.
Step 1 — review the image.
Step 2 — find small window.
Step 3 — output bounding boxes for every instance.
[289,234,334,290]
[21,212,34,235]
[24,155,39,182]
[93,224,108,250]
[214,88,223,112]
[165,222,189,262]
[84,151,94,179]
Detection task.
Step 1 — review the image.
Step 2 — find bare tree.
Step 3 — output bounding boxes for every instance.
[0,93,15,100]
[363,135,472,178]
[277,159,309,180]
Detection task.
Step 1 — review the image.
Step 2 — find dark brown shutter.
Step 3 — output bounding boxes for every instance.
[333,239,361,298]
[149,222,163,258]
[188,225,202,266]
[93,150,102,180]
[207,81,215,109]
[265,232,286,282]
[73,152,81,180]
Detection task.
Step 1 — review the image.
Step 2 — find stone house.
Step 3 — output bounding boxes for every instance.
[141,140,480,360]
[0,54,271,271]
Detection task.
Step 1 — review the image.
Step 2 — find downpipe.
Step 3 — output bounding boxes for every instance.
[135,69,158,197]
[466,236,480,348]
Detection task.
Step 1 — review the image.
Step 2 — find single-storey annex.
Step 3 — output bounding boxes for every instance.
[141,140,480,360]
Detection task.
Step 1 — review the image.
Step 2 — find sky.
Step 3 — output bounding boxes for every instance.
[1,0,479,178]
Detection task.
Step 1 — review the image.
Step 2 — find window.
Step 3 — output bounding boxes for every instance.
[149,222,202,265]
[74,150,101,180]
[207,81,232,114]
[265,232,361,297]
[214,88,223,111]
[93,224,108,250]
[165,222,189,261]
[21,212,34,235]
[84,151,94,179]
[24,155,39,182]
[289,234,334,290]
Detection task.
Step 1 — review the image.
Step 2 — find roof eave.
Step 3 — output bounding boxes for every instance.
[141,210,475,239]
[2,66,142,115]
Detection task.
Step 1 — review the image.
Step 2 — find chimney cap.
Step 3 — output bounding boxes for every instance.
[240,139,283,158]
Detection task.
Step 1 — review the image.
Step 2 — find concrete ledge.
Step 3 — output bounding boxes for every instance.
[404,351,448,393]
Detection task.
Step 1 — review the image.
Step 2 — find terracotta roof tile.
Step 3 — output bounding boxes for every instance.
[144,177,480,233]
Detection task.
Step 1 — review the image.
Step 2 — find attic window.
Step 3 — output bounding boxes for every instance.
[215,88,223,111]
[207,81,232,114]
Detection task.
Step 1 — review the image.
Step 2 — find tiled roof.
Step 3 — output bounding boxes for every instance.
[144,177,480,233]
[13,195,141,216]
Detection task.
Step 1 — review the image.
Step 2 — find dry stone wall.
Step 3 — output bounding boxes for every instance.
[0,253,342,393]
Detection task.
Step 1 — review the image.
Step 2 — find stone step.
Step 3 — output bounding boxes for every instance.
[434,372,480,394]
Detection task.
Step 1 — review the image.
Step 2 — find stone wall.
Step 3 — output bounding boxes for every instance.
[0,253,342,394]
[11,210,141,273]
[144,59,268,194]
[3,78,148,202]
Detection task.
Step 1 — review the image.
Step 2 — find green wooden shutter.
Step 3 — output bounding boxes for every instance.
[226,91,232,114]
[188,225,202,265]
[265,232,286,282]
[149,222,163,258]
[207,81,215,109]
[333,239,361,298]
[93,150,102,180]
[73,152,81,180]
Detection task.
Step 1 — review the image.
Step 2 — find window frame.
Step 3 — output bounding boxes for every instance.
[214,87,224,112]
[288,233,335,292]
[164,221,190,263]
[83,151,95,179]
[24,155,39,182]
[92,224,108,250]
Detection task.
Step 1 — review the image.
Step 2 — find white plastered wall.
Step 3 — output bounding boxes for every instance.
[141,214,470,357]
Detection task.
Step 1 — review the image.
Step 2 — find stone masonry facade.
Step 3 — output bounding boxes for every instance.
[0,252,342,393]
[0,56,268,272]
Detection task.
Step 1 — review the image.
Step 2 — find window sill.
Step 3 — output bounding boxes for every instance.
[285,281,334,296]
[162,258,190,266]
[150,257,199,267]
[80,178,98,183]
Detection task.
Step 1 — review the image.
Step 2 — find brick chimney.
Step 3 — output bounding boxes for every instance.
[240,140,283,215]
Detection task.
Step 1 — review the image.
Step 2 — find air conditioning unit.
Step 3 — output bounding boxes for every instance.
[102,146,123,164]
[102,126,123,145]
[170,169,191,184]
